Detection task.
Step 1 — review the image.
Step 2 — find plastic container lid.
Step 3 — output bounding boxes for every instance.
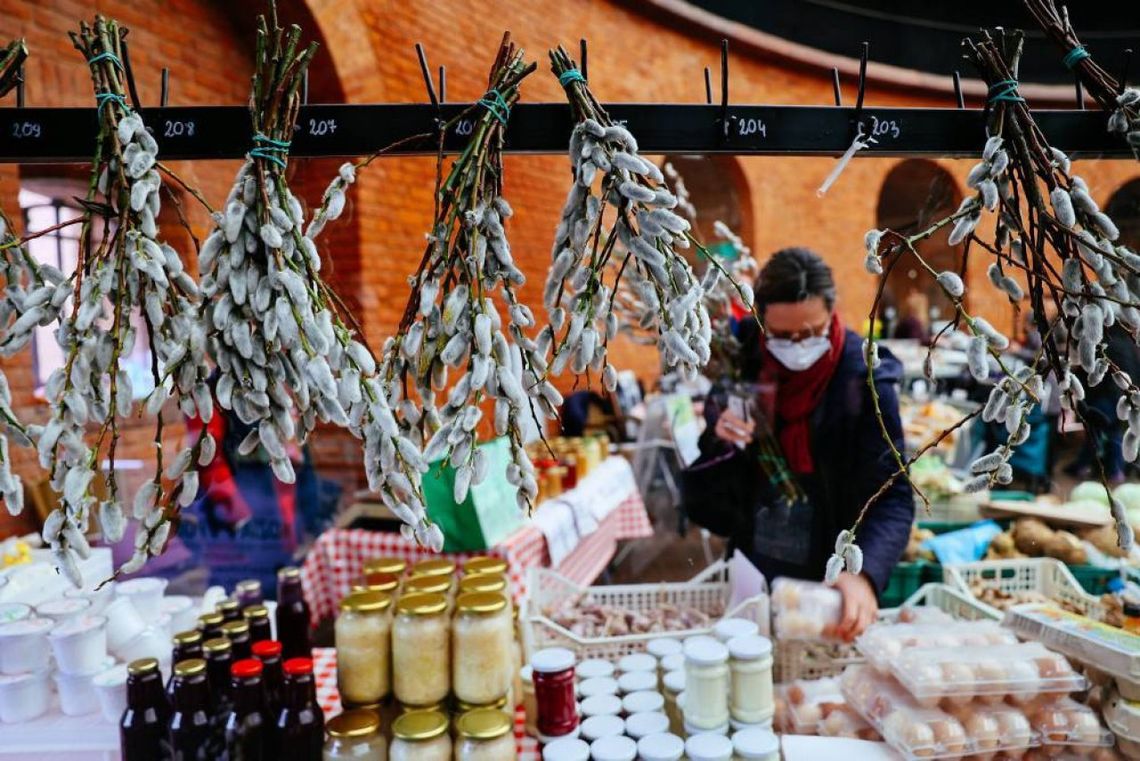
[647,638,683,659]
[231,659,263,678]
[685,732,734,760]
[532,647,576,674]
[576,658,614,680]
[622,690,665,714]
[579,693,622,717]
[0,617,52,637]
[92,664,128,687]
[283,657,313,676]
[0,602,30,625]
[618,652,657,674]
[50,615,106,640]
[578,676,619,698]
[115,578,165,596]
[637,732,685,761]
[732,727,780,758]
[589,735,637,761]
[580,713,625,741]
[726,634,772,661]
[684,635,729,666]
[36,598,91,619]
[660,653,684,673]
[713,618,759,643]
[617,670,656,694]
[663,670,686,694]
[625,710,670,739]
[542,736,590,761]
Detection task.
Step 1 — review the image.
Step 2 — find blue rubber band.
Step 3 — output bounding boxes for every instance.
[252,134,291,149]
[988,79,1024,104]
[87,51,123,69]
[1063,46,1090,69]
[94,92,127,111]
[558,69,586,87]
[249,133,291,168]
[478,90,511,126]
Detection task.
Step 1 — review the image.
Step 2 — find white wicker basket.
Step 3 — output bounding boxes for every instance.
[943,558,1106,621]
[521,561,768,662]
[895,582,1001,621]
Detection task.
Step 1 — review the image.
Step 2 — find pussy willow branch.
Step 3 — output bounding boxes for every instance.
[0,39,27,98]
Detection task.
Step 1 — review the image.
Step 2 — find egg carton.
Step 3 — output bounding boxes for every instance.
[816,704,880,742]
[1028,696,1115,751]
[771,578,843,642]
[781,677,845,734]
[856,620,1018,673]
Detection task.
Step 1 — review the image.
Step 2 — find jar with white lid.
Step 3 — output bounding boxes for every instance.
[577,676,618,699]
[683,635,730,732]
[617,670,655,695]
[392,593,450,706]
[580,713,625,742]
[622,690,664,715]
[625,710,669,739]
[456,708,516,761]
[662,671,685,735]
[637,732,684,761]
[589,735,637,761]
[617,652,656,674]
[732,727,780,761]
[712,618,758,643]
[452,592,512,705]
[389,710,451,761]
[336,590,393,706]
[726,634,773,726]
[646,638,683,661]
[576,659,614,681]
[659,653,683,674]
[580,693,622,718]
[323,708,387,760]
[541,736,589,761]
[685,732,734,761]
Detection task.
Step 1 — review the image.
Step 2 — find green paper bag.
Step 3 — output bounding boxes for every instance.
[422,436,524,552]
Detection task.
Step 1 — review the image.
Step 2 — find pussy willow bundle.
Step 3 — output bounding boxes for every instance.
[830,28,1140,582]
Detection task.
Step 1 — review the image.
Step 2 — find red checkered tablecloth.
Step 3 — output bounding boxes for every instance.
[301,491,651,623]
[313,647,540,759]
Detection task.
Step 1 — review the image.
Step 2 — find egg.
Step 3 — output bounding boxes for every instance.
[898,608,917,623]
[966,712,1001,749]
[996,710,1033,748]
[1034,655,1073,680]
[1069,708,1104,745]
[797,702,823,727]
[786,683,806,705]
[1031,706,1072,742]
[819,701,842,719]
[1005,660,1042,704]
[884,713,935,756]
[880,638,903,660]
[940,662,976,707]
[973,660,1007,704]
[931,718,968,754]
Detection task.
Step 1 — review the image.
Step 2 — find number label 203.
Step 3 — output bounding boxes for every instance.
[163,120,195,138]
[868,115,901,140]
[9,121,41,139]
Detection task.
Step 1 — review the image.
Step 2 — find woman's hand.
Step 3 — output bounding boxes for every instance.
[714,410,755,447]
[830,572,878,641]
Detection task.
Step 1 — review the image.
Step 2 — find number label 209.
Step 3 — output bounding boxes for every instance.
[9,121,41,139]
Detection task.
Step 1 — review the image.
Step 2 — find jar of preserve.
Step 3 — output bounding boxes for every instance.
[682,636,729,732]
[392,593,449,707]
[462,556,508,578]
[661,671,685,735]
[531,647,579,742]
[726,635,773,726]
[731,727,780,761]
[454,695,509,716]
[456,708,516,761]
[221,619,253,660]
[243,604,273,644]
[453,592,512,705]
[352,572,400,595]
[336,590,393,706]
[404,574,452,602]
[364,557,407,577]
[390,709,451,761]
[409,558,455,583]
[457,573,507,596]
[324,708,387,760]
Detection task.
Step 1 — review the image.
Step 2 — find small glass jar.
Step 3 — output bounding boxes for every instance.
[731,727,780,761]
[711,618,758,644]
[682,636,730,732]
[617,653,656,675]
[636,733,684,761]
[531,647,579,741]
[324,708,387,760]
[455,708,516,761]
[576,659,615,682]
[352,573,400,596]
[625,710,669,740]
[646,638,683,662]
[580,714,625,742]
[617,671,656,695]
[403,575,453,608]
[662,671,685,736]
[685,732,733,761]
[390,710,451,761]
[580,694,622,719]
[659,653,683,675]
[520,665,537,737]
[588,735,635,761]
[462,556,508,578]
[409,558,456,586]
[622,690,665,715]
[364,557,407,577]
[726,635,773,726]
[453,592,512,705]
[542,736,590,761]
[457,573,507,596]
[336,590,394,706]
[392,593,449,707]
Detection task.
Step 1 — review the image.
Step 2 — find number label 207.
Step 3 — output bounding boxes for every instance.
[308,118,337,136]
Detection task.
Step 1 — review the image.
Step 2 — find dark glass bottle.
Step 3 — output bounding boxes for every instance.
[274,658,324,761]
[217,599,242,623]
[235,579,264,608]
[121,657,173,761]
[275,567,311,660]
[224,659,269,761]
[168,630,205,704]
[204,636,235,750]
[221,620,253,660]
[243,605,272,645]
[169,658,213,761]
[251,640,285,719]
[198,611,225,641]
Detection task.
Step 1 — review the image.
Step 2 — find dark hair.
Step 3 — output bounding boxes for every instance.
[754,247,836,311]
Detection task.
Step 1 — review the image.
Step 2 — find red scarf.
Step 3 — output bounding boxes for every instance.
[759,312,845,474]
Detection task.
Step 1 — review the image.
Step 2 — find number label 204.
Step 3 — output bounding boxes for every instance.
[724,116,767,138]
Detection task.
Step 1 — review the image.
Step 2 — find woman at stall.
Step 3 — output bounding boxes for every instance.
[684,247,913,640]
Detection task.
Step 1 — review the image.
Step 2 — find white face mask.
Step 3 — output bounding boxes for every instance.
[767,332,831,371]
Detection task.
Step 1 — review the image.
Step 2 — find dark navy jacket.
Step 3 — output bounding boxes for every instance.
[689,326,913,597]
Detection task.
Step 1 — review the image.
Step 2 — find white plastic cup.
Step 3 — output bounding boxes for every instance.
[0,670,51,722]
[0,617,53,674]
[92,664,129,723]
[114,578,167,624]
[36,597,92,622]
[113,626,169,667]
[161,595,196,634]
[64,581,115,616]
[53,669,101,716]
[49,615,108,675]
[0,602,31,625]
[103,596,147,651]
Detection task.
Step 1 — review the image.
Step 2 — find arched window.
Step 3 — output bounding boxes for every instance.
[1105,178,1140,250]
[663,155,753,267]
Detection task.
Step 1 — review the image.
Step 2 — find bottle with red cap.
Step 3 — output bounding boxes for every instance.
[224,658,270,760]
[251,640,285,718]
[276,567,312,660]
[273,657,325,761]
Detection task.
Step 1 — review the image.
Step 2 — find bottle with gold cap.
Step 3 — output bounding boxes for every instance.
[456,708,515,761]
[336,590,393,706]
[168,629,204,703]
[235,579,264,608]
[121,657,171,761]
[198,611,225,641]
[221,619,253,660]
[324,708,386,760]
[364,556,407,577]
[217,598,242,623]
[169,658,213,760]
[203,636,234,736]
[390,709,451,761]
[392,592,450,707]
[243,604,272,645]
[452,591,512,705]
[276,566,312,660]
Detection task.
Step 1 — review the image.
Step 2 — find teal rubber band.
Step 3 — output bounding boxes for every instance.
[558,69,586,86]
[988,79,1024,104]
[478,89,511,125]
[252,134,291,149]
[87,51,123,69]
[249,148,286,168]
[1063,46,1090,69]
[249,133,291,168]
[94,92,127,111]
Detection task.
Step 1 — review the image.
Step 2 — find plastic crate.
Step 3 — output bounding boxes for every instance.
[1068,564,1119,596]
[880,561,927,609]
[943,558,1107,621]
[521,561,768,662]
[895,582,1002,622]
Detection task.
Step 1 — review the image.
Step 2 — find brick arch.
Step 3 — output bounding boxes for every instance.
[1105,177,1140,251]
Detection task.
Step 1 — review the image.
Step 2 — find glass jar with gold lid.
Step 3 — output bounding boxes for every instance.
[456,708,515,761]
[409,558,455,579]
[364,557,407,577]
[452,592,513,705]
[336,590,393,706]
[392,593,449,707]
[462,556,508,578]
[351,572,400,595]
[403,574,452,596]
[324,708,386,760]
[390,709,451,761]
[457,573,507,596]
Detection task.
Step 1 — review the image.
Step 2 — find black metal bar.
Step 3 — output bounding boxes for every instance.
[704,67,712,105]
[15,76,23,109]
[414,43,437,109]
[1121,48,1133,93]
[438,65,446,103]
[1075,77,1085,110]
[953,71,965,109]
[853,42,869,117]
[831,68,842,107]
[0,103,1131,161]
[160,68,169,108]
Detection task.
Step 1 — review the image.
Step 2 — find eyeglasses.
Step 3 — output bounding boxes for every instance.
[763,319,830,342]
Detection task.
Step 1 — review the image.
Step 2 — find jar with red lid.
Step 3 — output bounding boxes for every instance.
[531,647,579,742]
